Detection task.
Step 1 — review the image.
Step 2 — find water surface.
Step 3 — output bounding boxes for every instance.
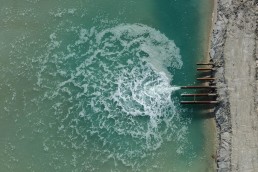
[0,0,214,171]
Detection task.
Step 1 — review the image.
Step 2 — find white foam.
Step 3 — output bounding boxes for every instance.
[95,23,183,79]
[171,86,181,91]
[36,23,189,169]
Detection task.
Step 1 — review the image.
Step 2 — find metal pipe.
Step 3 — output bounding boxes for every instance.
[197,78,215,80]
[197,68,214,71]
[196,63,214,65]
[180,86,217,89]
[180,101,219,104]
[181,93,218,97]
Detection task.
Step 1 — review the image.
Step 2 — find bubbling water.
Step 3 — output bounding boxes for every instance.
[34,23,188,170]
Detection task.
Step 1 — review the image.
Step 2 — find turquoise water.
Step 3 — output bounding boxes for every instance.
[0,0,214,171]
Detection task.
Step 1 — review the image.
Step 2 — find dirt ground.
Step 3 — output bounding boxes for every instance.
[210,0,258,171]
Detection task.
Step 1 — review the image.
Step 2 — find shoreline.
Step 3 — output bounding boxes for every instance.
[191,0,218,170]
[210,0,257,171]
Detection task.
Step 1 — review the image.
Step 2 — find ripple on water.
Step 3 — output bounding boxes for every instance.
[10,23,190,171]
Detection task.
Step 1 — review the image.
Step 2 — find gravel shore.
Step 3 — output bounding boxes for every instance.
[210,0,258,171]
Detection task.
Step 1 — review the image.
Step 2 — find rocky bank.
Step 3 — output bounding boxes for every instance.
[210,0,257,171]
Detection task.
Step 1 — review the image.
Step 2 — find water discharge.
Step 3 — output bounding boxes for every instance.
[35,23,188,170]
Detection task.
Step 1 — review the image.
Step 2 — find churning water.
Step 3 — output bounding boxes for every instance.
[0,0,215,171]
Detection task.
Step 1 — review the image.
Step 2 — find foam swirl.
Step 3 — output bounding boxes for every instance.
[35,23,188,170]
